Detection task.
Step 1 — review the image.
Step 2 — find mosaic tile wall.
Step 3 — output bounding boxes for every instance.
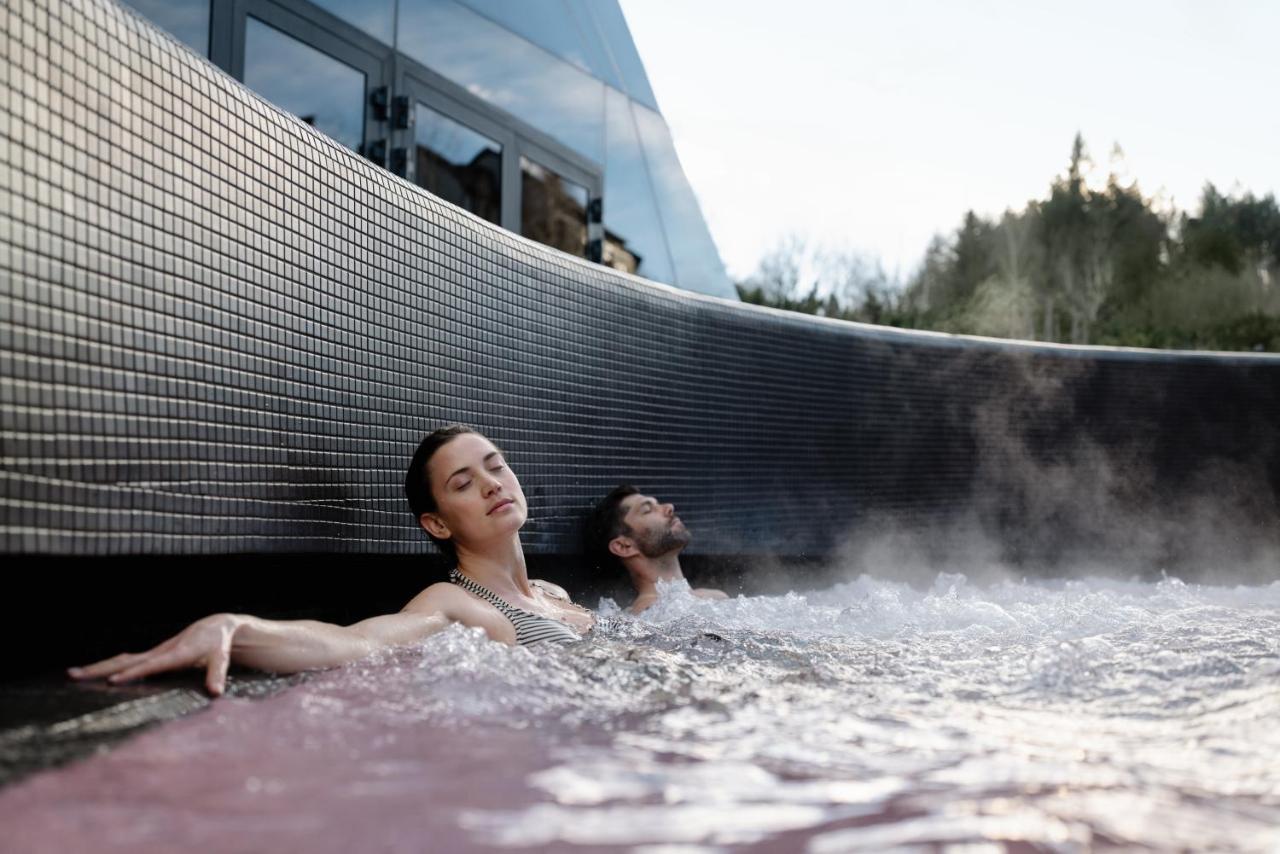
[3,0,1279,564]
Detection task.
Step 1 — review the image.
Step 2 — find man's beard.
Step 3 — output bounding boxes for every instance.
[633,522,691,559]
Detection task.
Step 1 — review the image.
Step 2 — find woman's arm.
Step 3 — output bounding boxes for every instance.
[69,610,450,696]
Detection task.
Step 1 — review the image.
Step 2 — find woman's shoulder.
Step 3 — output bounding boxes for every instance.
[401,581,517,644]
[402,579,496,615]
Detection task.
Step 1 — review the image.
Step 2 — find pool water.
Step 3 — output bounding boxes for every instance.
[2,573,1278,852]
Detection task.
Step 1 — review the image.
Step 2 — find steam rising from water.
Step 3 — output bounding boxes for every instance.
[875,350,1280,581]
[3,575,1279,852]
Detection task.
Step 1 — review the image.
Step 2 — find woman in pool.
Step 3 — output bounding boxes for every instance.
[69,426,596,696]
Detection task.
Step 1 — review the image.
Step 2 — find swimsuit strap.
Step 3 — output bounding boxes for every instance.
[448,568,582,646]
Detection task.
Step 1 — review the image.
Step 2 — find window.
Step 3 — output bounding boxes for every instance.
[401,67,602,260]
[414,104,503,226]
[520,157,589,259]
[397,0,605,164]
[243,17,367,152]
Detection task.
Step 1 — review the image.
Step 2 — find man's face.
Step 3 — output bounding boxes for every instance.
[617,493,691,558]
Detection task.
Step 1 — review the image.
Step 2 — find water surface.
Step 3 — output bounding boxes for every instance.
[2,573,1278,852]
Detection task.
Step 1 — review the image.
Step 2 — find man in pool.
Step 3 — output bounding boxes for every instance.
[585,486,728,614]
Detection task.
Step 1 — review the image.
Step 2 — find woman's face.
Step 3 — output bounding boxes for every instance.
[422,433,527,549]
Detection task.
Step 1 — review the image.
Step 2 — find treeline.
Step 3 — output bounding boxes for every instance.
[738,134,1280,351]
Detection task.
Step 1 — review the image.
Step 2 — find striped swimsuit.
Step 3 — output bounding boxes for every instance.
[449,568,584,646]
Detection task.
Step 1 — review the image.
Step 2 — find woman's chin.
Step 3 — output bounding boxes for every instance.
[489,507,527,534]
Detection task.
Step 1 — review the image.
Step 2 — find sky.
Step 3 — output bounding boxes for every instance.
[619,0,1280,284]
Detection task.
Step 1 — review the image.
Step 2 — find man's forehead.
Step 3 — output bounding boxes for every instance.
[622,493,660,515]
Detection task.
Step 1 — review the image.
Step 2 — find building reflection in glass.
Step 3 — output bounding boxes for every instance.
[602,87,674,283]
[120,0,735,297]
[397,0,605,165]
[455,0,623,93]
[122,0,209,56]
[520,157,588,259]
[414,104,502,226]
[603,230,640,275]
[243,18,366,152]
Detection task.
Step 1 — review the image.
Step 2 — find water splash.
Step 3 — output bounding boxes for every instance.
[2,573,1278,852]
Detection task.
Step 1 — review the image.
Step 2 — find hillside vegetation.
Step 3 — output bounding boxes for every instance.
[738,135,1280,352]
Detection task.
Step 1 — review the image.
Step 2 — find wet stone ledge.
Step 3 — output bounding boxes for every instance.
[0,673,301,789]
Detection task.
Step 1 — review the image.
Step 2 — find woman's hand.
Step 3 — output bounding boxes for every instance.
[68,613,245,696]
[67,608,455,696]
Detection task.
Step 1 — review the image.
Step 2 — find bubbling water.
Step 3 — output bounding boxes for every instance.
[2,573,1279,852]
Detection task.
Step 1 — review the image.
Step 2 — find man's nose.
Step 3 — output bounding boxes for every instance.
[662,502,674,516]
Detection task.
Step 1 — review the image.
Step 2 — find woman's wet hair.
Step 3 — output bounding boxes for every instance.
[404,424,480,560]
[584,484,640,573]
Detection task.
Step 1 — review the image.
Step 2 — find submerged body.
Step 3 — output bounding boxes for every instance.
[11,574,1280,852]
[56,427,1280,849]
[585,485,728,614]
[70,429,595,691]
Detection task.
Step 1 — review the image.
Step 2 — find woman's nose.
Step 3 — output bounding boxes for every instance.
[481,472,503,496]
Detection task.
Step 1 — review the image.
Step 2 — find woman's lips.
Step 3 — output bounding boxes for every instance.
[487,499,514,515]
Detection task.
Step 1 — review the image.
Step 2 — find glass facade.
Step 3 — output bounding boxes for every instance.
[397,0,606,165]
[414,103,503,226]
[122,0,210,56]
[456,0,624,94]
[520,156,589,258]
[123,0,735,299]
[578,0,661,111]
[309,0,395,44]
[602,87,674,283]
[631,105,733,294]
[243,18,366,152]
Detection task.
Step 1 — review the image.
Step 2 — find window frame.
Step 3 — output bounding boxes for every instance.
[205,0,605,259]
[396,58,602,246]
[225,0,394,155]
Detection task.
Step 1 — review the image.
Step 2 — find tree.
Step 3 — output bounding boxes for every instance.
[1182,185,1280,276]
[742,133,1279,352]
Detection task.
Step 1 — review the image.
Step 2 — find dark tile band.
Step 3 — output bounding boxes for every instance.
[1,0,1277,569]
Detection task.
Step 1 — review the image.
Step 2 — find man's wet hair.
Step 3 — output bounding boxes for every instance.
[584,484,641,573]
[404,424,479,561]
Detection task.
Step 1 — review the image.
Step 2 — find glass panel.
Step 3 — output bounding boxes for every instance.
[414,103,502,225]
[521,156,588,258]
[454,0,624,91]
[602,233,640,276]
[397,0,605,164]
[602,87,673,283]
[581,1,659,111]
[243,18,366,152]
[122,0,209,56]
[309,0,395,45]
[631,105,734,298]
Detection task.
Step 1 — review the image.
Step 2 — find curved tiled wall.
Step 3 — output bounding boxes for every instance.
[3,0,1279,572]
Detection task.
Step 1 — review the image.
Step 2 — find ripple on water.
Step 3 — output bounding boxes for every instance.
[0,573,1278,852]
